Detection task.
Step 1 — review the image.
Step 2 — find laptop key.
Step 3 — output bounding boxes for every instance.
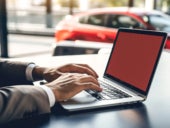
[85,80,131,100]
[85,90,111,100]
[97,93,111,100]
[99,81,130,99]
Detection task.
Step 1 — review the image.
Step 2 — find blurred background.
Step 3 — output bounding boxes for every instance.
[1,0,170,58]
[7,0,170,34]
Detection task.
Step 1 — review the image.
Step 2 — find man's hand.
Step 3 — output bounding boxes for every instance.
[45,73,102,101]
[32,64,98,82]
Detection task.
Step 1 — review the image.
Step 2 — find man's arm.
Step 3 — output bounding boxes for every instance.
[0,85,51,124]
[0,61,101,124]
[0,60,31,85]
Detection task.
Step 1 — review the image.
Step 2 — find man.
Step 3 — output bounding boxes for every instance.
[0,60,102,124]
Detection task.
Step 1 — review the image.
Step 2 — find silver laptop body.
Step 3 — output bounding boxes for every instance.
[55,29,167,111]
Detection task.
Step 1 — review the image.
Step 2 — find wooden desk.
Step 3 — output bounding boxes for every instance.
[3,51,170,128]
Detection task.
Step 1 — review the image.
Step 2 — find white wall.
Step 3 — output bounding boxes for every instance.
[145,0,155,10]
[79,0,89,11]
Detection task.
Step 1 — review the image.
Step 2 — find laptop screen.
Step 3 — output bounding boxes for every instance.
[105,29,167,95]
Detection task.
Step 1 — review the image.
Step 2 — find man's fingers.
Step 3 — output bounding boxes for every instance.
[72,64,98,78]
[79,74,99,86]
[58,64,98,78]
[77,64,98,78]
[81,83,103,92]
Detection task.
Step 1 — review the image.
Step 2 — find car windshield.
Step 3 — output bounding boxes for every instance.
[141,13,170,32]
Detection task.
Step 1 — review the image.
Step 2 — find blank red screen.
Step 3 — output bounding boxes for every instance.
[106,32,163,92]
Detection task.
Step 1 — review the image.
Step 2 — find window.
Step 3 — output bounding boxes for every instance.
[147,14,170,32]
[107,14,142,29]
[79,14,106,27]
[79,16,88,24]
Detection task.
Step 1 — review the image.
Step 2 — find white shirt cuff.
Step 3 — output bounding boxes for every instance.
[26,63,36,81]
[36,85,56,107]
[27,64,55,107]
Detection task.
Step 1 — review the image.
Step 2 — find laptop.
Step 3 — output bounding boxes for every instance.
[58,28,167,111]
[34,28,167,111]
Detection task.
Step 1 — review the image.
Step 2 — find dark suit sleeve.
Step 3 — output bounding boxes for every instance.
[0,85,51,124]
[0,60,32,85]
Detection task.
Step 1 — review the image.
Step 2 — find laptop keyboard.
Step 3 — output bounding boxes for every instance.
[86,81,131,100]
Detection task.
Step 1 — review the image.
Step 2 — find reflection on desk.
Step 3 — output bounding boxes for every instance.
[1,51,170,128]
[2,103,149,128]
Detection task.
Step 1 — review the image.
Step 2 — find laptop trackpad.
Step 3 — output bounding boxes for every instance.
[61,91,97,105]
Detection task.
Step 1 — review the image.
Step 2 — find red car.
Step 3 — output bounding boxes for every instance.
[55,7,170,49]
